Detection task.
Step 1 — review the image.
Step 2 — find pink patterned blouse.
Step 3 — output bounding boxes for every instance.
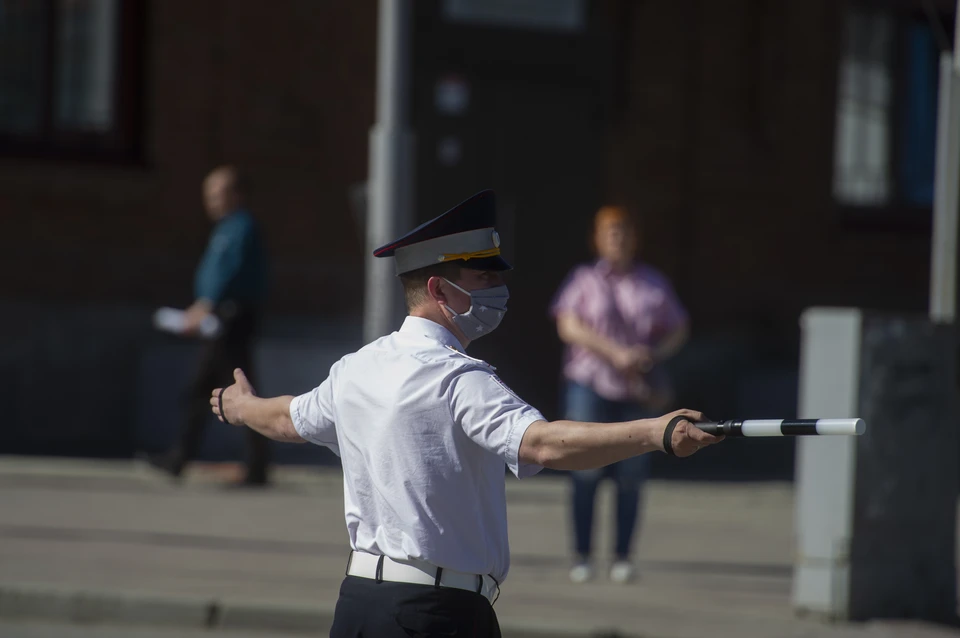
[550,259,688,402]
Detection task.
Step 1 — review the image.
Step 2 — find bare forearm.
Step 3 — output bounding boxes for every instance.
[234,395,304,443]
[519,418,662,470]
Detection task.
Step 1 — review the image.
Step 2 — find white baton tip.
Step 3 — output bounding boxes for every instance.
[814,418,866,435]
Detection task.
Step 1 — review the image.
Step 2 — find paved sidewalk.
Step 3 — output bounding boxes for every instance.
[0,457,957,638]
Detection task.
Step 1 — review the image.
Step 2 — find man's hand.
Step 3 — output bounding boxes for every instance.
[182,300,214,336]
[658,409,724,457]
[611,345,654,374]
[211,368,257,426]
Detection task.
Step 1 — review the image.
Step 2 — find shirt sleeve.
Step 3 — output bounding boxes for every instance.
[449,368,546,479]
[288,361,340,455]
[549,267,587,319]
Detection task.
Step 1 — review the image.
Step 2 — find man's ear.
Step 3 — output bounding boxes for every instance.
[426,276,447,305]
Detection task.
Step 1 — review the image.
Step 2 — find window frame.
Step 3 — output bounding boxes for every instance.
[0,0,146,164]
[833,0,955,230]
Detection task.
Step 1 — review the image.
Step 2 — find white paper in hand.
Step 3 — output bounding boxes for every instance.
[153,307,222,338]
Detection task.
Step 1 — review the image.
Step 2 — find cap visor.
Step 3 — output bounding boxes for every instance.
[455,255,512,272]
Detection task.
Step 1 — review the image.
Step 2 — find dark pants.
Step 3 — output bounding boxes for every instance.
[564,381,653,561]
[329,576,501,637]
[171,306,269,480]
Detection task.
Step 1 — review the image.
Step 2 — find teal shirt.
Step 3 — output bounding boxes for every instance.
[193,209,268,306]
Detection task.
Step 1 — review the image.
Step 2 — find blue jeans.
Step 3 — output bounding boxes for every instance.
[564,381,653,561]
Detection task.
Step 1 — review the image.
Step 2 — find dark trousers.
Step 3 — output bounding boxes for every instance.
[171,307,269,479]
[330,576,501,638]
[564,382,653,560]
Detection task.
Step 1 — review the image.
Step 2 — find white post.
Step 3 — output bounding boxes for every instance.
[928,3,960,323]
[363,0,416,344]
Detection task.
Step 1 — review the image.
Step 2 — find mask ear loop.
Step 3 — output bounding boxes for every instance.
[430,276,461,320]
[440,278,474,318]
[441,278,472,296]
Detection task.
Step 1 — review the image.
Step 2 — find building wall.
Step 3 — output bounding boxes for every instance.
[0,0,942,473]
[607,0,932,342]
[0,0,377,316]
[0,0,932,327]
[405,0,939,479]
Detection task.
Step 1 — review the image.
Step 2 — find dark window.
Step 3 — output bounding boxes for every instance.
[0,0,144,162]
[832,1,955,217]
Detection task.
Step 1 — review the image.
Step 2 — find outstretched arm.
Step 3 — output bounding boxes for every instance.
[517,409,721,471]
[211,369,305,443]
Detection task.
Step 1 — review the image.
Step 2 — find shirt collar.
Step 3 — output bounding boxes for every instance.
[596,258,637,278]
[400,316,465,353]
[214,208,245,228]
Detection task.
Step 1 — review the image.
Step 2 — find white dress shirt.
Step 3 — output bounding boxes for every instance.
[289,316,545,583]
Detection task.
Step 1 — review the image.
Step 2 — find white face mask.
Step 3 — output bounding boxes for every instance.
[441,278,509,339]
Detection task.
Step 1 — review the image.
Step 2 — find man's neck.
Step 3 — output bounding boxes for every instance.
[410,306,471,350]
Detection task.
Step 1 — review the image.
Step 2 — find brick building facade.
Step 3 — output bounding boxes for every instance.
[1,0,377,315]
[0,0,952,471]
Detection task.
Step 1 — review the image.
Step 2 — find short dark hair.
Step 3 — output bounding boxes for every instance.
[399,262,463,311]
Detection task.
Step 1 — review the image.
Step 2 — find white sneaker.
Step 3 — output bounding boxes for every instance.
[609,560,635,584]
[568,563,593,584]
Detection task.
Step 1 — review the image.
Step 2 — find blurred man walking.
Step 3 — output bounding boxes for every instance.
[150,166,271,486]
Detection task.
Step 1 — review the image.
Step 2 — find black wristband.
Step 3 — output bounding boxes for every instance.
[218,387,231,426]
[662,415,687,457]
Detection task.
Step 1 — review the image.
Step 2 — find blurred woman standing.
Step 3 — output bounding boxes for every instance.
[550,206,689,584]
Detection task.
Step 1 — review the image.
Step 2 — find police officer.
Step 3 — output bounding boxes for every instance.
[210,191,721,636]
[151,166,270,486]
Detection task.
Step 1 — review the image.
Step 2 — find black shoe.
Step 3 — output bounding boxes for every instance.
[241,471,269,487]
[143,452,185,480]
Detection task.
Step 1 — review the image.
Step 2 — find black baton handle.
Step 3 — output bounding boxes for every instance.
[692,421,740,436]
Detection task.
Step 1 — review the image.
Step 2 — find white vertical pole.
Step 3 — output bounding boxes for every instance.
[929,3,960,323]
[363,0,416,344]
